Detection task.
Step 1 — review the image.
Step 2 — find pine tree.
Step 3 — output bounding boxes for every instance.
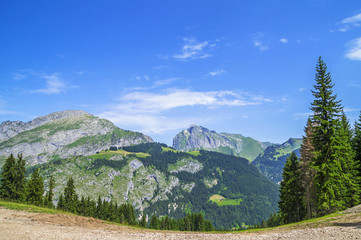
[26,168,44,206]
[63,177,78,213]
[45,174,55,208]
[337,113,360,207]
[14,154,26,202]
[353,111,361,188]
[140,213,147,228]
[310,57,344,215]
[278,152,305,223]
[0,154,17,199]
[57,194,65,210]
[149,215,159,229]
[299,118,317,219]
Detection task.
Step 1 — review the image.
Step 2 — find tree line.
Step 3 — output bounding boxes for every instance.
[276,57,361,225]
[0,155,213,231]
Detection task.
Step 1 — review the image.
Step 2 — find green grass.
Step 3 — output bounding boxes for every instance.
[0,199,65,214]
[186,151,201,156]
[88,149,150,160]
[209,194,243,206]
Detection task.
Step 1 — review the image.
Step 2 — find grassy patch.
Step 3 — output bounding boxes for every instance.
[209,194,243,206]
[186,151,201,156]
[88,149,150,160]
[0,199,64,214]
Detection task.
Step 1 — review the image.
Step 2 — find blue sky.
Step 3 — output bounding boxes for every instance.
[1,1,361,145]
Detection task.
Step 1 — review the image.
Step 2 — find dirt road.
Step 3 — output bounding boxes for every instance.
[1,206,361,240]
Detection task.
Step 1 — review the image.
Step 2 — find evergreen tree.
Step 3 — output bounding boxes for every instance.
[337,113,360,207]
[26,168,44,206]
[57,194,65,210]
[14,154,26,202]
[299,118,317,219]
[0,154,17,199]
[45,174,55,208]
[149,215,159,229]
[310,57,344,215]
[140,213,147,228]
[279,152,305,223]
[63,177,78,213]
[353,111,361,188]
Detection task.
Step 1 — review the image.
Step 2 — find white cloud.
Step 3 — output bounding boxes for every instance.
[173,38,215,60]
[299,88,307,92]
[12,73,27,81]
[253,32,269,51]
[208,69,226,77]
[280,38,288,44]
[345,37,361,61]
[336,13,361,32]
[31,73,75,94]
[99,89,272,134]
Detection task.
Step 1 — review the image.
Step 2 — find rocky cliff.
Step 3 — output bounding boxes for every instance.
[0,110,153,166]
[172,124,272,161]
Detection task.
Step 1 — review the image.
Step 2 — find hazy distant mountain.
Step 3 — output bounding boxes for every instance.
[252,138,302,184]
[172,124,272,161]
[0,110,153,166]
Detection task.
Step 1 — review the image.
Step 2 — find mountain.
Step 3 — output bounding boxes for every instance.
[172,125,272,161]
[34,143,279,229]
[252,138,302,184]
[0,112,279,228]
[0,110,153,166]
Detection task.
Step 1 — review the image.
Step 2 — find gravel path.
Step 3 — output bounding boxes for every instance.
[1,207,361,240]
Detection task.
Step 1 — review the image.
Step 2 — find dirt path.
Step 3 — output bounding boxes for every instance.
[1,206,361,240]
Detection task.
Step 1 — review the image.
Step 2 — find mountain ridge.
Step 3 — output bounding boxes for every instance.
[172,124,273,161]
[0,110,153,166]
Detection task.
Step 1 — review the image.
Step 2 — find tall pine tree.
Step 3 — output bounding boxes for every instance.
[0,154,17,199]
[299,118,317,219]
[353,111,361,190]
[338,112,360,207]
[14,154,26,202]
[63,177,78,213]
[26,168,44,206]
[310,57,344,215]
[278,152,305,223]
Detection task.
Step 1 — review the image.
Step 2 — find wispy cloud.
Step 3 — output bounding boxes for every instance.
[253,33,269,51]
[208,69,226,77]
[31,73,76,94]
[254,40,269,51]
[99,89,272,134]
[280,38,288,44]
[336,13,361,32]
[173,38,215,60]
[345,37,361,61]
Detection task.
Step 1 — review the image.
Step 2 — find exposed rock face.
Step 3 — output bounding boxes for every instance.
[0,110,153,166]
[252,138,302,184]
[172,124,272,161]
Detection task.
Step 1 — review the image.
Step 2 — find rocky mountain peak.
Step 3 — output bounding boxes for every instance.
[173,124,272,161]
[0,110,153,166]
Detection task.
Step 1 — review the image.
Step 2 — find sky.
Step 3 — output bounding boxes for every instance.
[1,0,361,145]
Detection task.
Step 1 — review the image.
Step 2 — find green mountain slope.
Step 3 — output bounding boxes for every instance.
[252,138,302,184]
[34,143,279,229]
[173,125,272,161]
[0,110,153,166]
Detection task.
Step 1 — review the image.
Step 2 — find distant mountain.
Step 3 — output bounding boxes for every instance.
[35,143,279,229]
[172,125,273,161]
[252,138,302,184]
[0,110,153,166]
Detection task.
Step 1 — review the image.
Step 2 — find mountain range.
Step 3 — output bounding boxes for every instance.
[0,110,302,228]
